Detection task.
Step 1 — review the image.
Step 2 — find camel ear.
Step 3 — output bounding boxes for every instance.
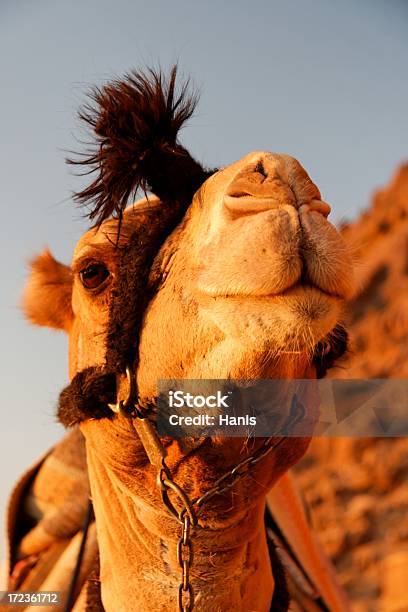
[22,250,73,331]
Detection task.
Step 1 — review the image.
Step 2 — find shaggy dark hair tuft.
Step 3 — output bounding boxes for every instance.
[68,65,212,224]
[57,368,116,427]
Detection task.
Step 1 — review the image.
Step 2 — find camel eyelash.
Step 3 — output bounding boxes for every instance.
[72,252,112,274]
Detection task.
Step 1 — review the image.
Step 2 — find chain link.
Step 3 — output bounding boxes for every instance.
[155,397,305,610]
[193,435,285,510]
[159,434,290,611]
[108,363,306,611]
[176,512,194,611]
[122,394,304,612]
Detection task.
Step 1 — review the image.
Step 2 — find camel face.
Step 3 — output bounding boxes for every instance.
[174,150,353,337]
[136,151,354,396]
[24,150,353,391]
[195,151,352,302]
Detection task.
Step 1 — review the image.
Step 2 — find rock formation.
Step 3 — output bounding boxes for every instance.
[296,164,408,611]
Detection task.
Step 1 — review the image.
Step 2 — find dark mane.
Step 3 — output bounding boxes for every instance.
[68,65,213,225]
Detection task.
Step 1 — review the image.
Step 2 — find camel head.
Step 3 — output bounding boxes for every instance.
[21,66,354,610]
[22,64,354,498]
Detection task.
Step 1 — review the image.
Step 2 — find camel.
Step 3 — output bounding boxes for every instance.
[17,67,354,611]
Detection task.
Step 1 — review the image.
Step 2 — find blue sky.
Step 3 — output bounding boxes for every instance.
[1,0,407,556]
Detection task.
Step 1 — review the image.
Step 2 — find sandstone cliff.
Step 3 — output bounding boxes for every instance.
[296,164,408,611]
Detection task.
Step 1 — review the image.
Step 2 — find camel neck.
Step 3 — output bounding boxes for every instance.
[85,442,275,611]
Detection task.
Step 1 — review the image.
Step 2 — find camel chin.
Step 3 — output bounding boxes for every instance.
[198,284,342,354]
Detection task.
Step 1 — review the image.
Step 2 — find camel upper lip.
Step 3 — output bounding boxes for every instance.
[225,183,280,199]
[224,193,331,217]
[225,174,330,217]
[224,174,296,214]
[224,194,284,214]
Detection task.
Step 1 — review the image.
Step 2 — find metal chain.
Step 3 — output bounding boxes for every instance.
[159,435,288,610]
[193,434,288,510]
[112,368,306,612]
[157,396,305,612]
[177,512,194,612]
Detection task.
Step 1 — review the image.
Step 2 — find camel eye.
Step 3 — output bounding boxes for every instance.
[79,262,110,290]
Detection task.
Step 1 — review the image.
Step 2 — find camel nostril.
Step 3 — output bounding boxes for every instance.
[254,160,267,178]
